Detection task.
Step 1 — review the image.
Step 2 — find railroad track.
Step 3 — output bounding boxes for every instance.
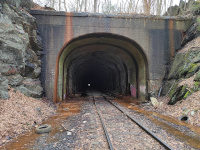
[91,92,173,150]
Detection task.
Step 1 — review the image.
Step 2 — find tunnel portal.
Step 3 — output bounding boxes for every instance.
[54,33,148,102]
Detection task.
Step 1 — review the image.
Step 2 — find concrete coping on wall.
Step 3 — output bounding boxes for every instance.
[30,10,194,21]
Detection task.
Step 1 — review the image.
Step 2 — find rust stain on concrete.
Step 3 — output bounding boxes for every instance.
[53,13,74,103]
[64,12,73,43]
[169,19,175,60]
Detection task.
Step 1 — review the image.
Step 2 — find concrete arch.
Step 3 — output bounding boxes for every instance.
[54,33,149,103]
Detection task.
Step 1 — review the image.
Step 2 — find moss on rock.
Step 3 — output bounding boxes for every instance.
[168,85,188,105]
[194,71,200,81]
[183,90,192,99]
[168,50,200,80]
[167,53,186,79]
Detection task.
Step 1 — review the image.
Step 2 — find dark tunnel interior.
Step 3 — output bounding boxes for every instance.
[68,51,128,95]
[56,34,148,102]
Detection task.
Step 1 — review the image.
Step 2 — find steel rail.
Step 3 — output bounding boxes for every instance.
[104,97,173,150]
[92,96,114,150]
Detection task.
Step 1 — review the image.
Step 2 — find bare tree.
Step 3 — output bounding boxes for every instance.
[59,0,61,11]
[135,0,140,13]
[64,0,67,11]
[84,0,87,12]
[143,0,151,14]
[52,0,55,8]
[156,0,162,15]
[94,0,98,13]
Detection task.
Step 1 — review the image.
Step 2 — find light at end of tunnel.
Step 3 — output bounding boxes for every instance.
[88,84,91,87]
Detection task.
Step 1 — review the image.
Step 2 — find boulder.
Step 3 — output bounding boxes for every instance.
[6,74,23,86]
[194,70,200,81]
[168,50,200,80]
[162,80,179,97]
[150,97,159,106]
[164,5,179,16]
[168,85,190,105]
[167,53,186,79]
[15,78,43,98]
[0,76,9,100]
[0,90,10,100]
[0,2,44,99]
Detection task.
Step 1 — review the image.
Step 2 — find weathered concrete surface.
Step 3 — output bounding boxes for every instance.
[30,10,192,101]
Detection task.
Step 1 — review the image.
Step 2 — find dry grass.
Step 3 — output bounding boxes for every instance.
[0,88,56,145]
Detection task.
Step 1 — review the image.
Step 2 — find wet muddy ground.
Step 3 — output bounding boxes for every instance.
[2,96,200,150]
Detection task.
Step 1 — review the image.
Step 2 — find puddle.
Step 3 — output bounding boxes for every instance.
[1,100,83,150]
[114,99,200,149]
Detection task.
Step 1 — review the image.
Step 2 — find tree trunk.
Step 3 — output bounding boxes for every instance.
[143,0,150,14]
[84,0,87,12]
[52,0,55,8]
[59,0,61,11]
[94,0,98,13]
[156,0,162,15]
[135,0,140,13]
[76,0,79,12]
[64,0,67,11]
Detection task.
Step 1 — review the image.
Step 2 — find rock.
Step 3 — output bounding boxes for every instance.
[15,78,43,98]
[167,53,186,79]
[162,80,179,97]
[164,5,179,16]
[168,85,189,105]
[67,131,72,135]
[6,136,11,140]
[0,2,43,99]
[168,50,200,80]
[7,74,23,86]
[36,107,41,113]
[150,97,159,106]
[194,70,200,81]
[0,90,9,100]
[182,107,187,111]
[0,76,9,100]
[183,109,190,115]
[181,23,199,47]
[191,110,195,116]
[29,29,43,52]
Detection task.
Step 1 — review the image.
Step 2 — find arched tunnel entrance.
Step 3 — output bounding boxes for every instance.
[54,33,149,103]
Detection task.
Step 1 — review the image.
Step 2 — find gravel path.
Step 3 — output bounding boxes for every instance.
[94,97,165,150]
[27,99,109,150]
[3,95,198,150]
[112,100,198,150]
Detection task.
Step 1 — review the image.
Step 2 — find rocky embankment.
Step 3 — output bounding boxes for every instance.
[162,37,200,105]
[162,0,200,105]
[0,0,43,99]
[146,1,200,126]
[0,1,57,146]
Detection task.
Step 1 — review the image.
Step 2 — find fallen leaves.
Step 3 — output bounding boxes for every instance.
[0,88,56,146]
[142,93,200,127]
